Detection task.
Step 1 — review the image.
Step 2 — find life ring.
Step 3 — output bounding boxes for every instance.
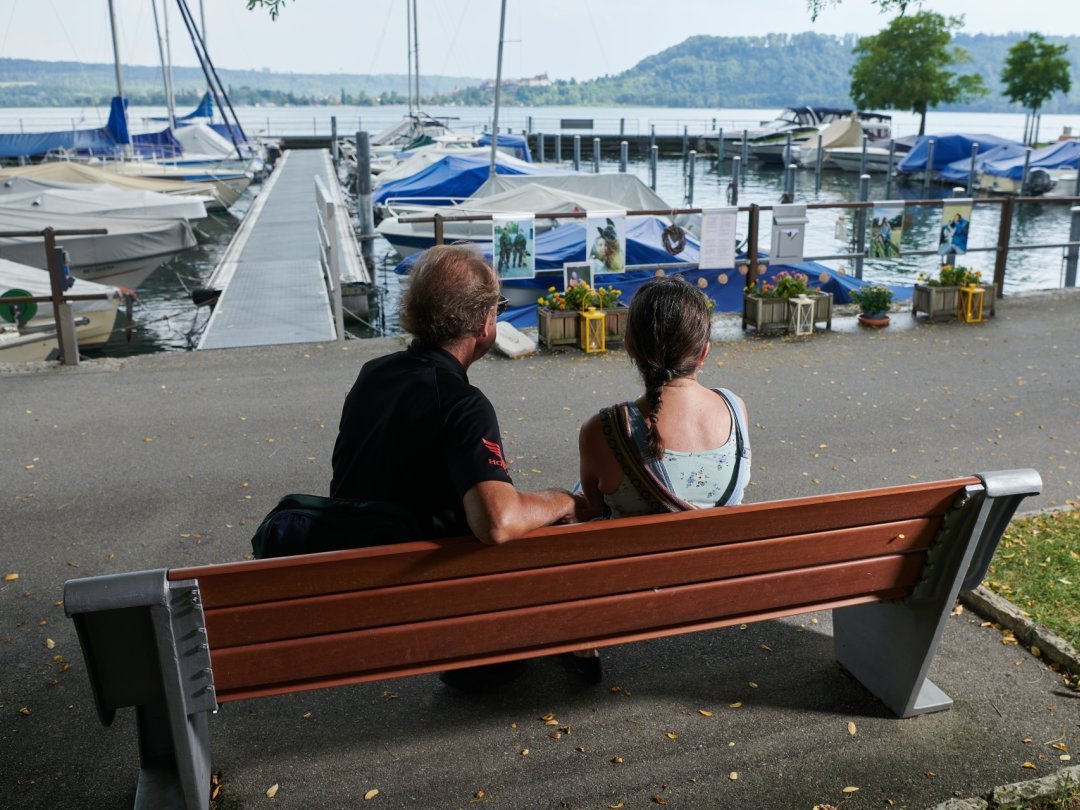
[662,223,686,255]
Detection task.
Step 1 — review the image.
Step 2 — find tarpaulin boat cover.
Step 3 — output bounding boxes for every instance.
[0,97,130,160]
[0,161,217,198]
[473,173,673,214]
[897,134,1022,174]
[477,132,533,163]
[978,139,1080,180]
[374,153,563,205]
[392,215,901,325]
[131,129,184,159]
[938,143,1029,184]
[0,184,209,221]
[147,92,214,122]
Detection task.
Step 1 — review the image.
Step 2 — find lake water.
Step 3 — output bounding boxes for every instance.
[2,104,1077,356]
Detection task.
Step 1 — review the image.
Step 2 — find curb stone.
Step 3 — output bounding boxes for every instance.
[926,765,1080,810]
[961,586,1080,677]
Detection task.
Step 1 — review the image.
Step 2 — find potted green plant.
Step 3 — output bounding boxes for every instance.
[537,282,626,348]
[912,265,995,322]
[849,285,895,327]
[742,269,833,333]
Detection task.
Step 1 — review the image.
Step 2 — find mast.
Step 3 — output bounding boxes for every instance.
[489,0,507,177]
[106,0,132,156]
[151,0,176,129]
[405,0,414,118]
[412,0,421,111]
[163,0,177,122]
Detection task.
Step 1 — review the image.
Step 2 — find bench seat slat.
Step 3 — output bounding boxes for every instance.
[203,518,936,648]
[174,479,972,609]
[210,554,922,700]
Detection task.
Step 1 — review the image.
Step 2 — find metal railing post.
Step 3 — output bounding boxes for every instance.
[330,116,338,167]
[855,174,869,280]
[717,128,724,164]
[593,137,601,173]
[885,140,897,198]
[1065,206,1080,287]
[619,141,628,173]
[993,196,1014,298]
[966,143,979,196]
[537,132,544,163]
[650,145,658,191]
[356,131,375,268]
[687,150,696,205]
[746,204,760,287]
[573,135,581,171]
[923,138,935,197]
[554,133,562,163]
[740,131,749,181]
[682,124,689,157]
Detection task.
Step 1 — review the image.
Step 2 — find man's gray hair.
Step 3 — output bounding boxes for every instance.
[401,245,499,346]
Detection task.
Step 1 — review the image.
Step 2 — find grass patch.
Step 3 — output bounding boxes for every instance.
[985,509,1080,651]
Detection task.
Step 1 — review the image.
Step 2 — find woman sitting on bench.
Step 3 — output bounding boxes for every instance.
[578,274,751,519]
[571,275,752,682]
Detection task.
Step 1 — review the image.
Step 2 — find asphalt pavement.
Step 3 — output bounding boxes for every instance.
[1,288,1078,809]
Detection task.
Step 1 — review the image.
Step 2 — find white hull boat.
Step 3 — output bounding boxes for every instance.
[0,207,196,289]
[0,162,223,210]
[0,257,124,360]
[0,181,210,221]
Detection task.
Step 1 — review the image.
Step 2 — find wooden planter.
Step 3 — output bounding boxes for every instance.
[537,307,579,347]
[742,291,832,333]
[538,304,628,349]
[912,283,996,323]
[604,303,629,342]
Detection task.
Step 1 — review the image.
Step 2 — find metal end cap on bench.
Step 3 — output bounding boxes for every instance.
[63,569,170,617]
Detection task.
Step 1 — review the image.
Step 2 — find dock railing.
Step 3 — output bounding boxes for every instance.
[401,196,1080,294]
[316,164,372,340]
[0,226,110,365]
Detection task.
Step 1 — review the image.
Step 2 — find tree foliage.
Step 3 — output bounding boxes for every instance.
[1001,34,1071,120]
[806,0,915,22]
[849,12,988,135]
[246,0,288,20]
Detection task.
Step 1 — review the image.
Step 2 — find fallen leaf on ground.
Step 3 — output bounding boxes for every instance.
[45,639,55,649]
[665,731,678,740]
[474,790,485,799]
[842,786,859,794]
[363,788,379,800]
[520,749,529,756]
[1061,755,1072,762]
[609,802,624,809]
[698,709,714,717]
[847,722,857,736]
[729,702,743,709]
[3,573,19,581]
[1021,762,1037,770]
[728,772,738,781]
[612,756,623,764]
[19,707,30,716]
[266,783,279,798]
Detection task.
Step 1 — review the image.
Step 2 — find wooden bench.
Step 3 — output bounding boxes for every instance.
[64,469,1041,810]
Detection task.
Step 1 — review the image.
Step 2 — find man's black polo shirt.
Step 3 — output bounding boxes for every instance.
[330,340,513,537]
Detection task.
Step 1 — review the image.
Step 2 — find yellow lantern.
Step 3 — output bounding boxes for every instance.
[579,308,606,353]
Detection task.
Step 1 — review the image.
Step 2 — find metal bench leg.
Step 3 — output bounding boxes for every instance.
[65,572,217,810]
[834,469,1041,718]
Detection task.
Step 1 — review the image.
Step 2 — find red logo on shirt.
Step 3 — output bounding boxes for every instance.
[482,438,508,472]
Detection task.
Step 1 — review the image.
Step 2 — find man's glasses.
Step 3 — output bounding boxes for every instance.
[496,296,509,315]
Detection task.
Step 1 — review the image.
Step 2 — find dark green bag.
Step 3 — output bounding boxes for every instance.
[250,494,437,559]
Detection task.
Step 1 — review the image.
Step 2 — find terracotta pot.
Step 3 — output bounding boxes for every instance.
[858,313,890,328]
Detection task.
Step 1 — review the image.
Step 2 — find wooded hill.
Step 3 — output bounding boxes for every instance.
[2,31,1077,112]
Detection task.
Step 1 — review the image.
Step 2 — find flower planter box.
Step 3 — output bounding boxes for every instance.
[912,283,996,323]
[742,291,832,333]
[539,304,627,349]
[537,307,579,347]
[604,303,629,342]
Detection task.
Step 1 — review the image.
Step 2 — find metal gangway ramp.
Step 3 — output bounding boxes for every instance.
[199,149,352,350]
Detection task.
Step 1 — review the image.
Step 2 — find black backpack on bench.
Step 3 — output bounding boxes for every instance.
[250,494,439,559]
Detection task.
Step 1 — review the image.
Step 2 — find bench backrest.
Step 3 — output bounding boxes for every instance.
[168,478,975,703]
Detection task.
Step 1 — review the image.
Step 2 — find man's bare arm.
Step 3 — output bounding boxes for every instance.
[463,480,592,544]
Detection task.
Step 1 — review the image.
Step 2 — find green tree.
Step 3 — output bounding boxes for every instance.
[807,0,913,21]
[246,0,288,19]
[1001,34,1072,145]
[849,12,988,135]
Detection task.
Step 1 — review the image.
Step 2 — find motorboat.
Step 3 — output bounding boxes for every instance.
[0,161,224,210]
[0,181,210,222]
[0,257,126,360]
[897,134,1024,182]
[973,140,1080,196]
[90,160,252,210]
[827,135,918,173]
[749,112,892,166]
[0,207,197,289]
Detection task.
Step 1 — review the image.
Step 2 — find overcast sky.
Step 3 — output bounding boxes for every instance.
[2,0,1078,81]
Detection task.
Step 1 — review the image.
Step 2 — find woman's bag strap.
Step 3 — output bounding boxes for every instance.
[600,403,694,513]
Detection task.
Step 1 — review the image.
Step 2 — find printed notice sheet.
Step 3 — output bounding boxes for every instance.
[699,207,738,269]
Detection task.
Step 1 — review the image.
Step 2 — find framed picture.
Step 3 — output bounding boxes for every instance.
[868,202,904,259]
[563,261,593,293]
[939,201,973,256]
[585,210,627,275]
[492,214,536,279]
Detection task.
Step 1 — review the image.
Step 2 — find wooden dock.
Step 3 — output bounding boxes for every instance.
[199,149,366,350]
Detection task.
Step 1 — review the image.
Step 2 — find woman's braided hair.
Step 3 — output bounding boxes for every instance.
[623,275,712,459]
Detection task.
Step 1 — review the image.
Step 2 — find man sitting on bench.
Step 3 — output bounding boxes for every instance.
[331,245,592,689]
